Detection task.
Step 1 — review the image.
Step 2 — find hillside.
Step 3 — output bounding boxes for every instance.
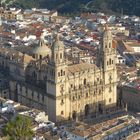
[4,0,140,16]
[92,0,140,16]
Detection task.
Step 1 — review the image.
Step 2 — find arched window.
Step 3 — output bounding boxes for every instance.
[73,96,75,101]
[107,61,109,66]
[109,75,112,80]
[112,60,114,64]
[56,54,58,59]
[44,76,47,80]
[39,55,42,59]
[61,99,64,104]
[61,70,63,76]
[109,86,112,92]
[83,78,86,85]
[58,72,60,77]
[61,111,64,115]
[32,71,37,78]
[109,58,112,65]
[60,53,62,59]
[99,90,101,95]
[109,42,111,48]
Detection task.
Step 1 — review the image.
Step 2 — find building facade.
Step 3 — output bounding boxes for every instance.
[0,28,117,122]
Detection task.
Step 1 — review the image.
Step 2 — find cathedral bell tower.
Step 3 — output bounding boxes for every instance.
[99,25,117,78]
[46,34,67,122]
[99,24,117,108]
[51,34,65,65]
[50,34,67,86]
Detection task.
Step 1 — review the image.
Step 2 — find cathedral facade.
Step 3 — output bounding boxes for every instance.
[0,28,117,122]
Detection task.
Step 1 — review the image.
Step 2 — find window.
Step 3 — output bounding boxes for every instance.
[42,96,44,102]
[61,99,64,105]
[109,87,112,92]
[109,58,111,65]
[109,98,112,103]
[44,76,47,80]
[100,80,102,84]
[73,96,75,101]
[32,92,34,98]
[61,70,63,76]
[51,70,53,76]
[39,55,42,59]
[61,86,63,91]
[61,87,64,95]
[61,111,64,115]
[60,53,62,59]
[109,75,112,81]
[86,93,88,98]
[15,68,20,75]
[26,88,28,94]
[56,54,58,59]
[63,71,65,75]
[83,78,86,85]
[58,72,60,77]
[109,43,111,48]
[37,93,39,98]
[112,60,114,64]
[20,86,22,91]
[107,61,109,66]
[78,95,81,99]
[32,71,37,78]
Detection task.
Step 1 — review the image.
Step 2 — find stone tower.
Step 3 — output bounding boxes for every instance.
[47,34,68,121]
[99,25,117,109]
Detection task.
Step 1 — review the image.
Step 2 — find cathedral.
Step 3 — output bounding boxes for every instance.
[0,27,117,122]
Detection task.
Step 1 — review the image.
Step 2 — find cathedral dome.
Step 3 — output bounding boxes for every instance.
[32,38,52,59]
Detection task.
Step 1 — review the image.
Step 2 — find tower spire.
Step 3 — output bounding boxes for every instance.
[39,33,45,47]
[105,24,108,31]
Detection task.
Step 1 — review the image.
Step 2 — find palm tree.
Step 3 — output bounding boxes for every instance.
[3,115,34,140]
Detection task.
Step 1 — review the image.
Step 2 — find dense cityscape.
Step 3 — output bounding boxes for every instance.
[0,4,140,140]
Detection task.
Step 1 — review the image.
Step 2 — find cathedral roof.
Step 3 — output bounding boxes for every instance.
[0,48,34,64]
[68,63,99,74]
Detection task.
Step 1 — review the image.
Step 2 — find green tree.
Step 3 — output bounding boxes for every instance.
[3,115,34,140]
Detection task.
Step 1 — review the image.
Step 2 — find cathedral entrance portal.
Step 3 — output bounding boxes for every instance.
[72,111,76,120]
[98,103,103,114]
[85,104,90,116]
